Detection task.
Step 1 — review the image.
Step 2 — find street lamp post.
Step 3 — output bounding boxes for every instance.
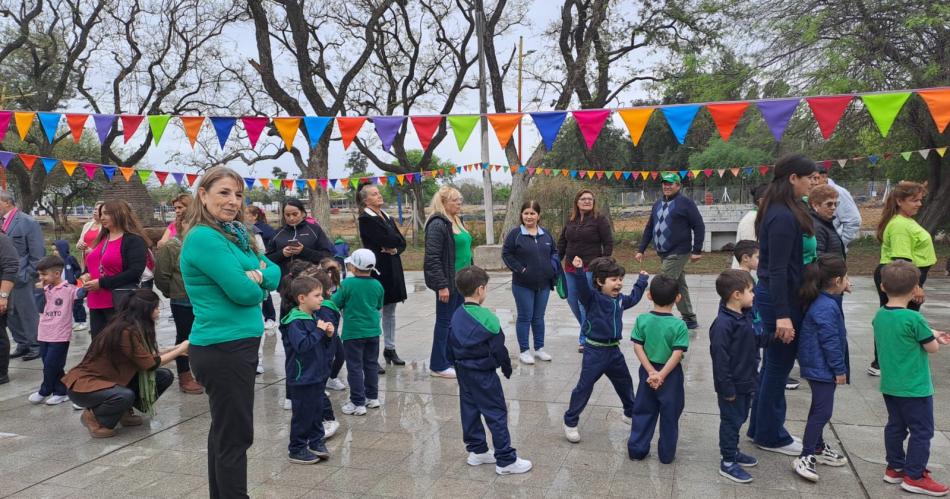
[474,0,494,244]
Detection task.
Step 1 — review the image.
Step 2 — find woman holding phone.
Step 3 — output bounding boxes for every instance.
[265,199,335,295]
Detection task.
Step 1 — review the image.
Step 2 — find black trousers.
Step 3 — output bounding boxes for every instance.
[170,304,195,374]
[89,308,115,339]
[69,368,173,428]
[0,313,9,378]
[190,337,260,499]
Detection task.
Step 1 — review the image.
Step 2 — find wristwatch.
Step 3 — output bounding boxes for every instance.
[0,292,9,298]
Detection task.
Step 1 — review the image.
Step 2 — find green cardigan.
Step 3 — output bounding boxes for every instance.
[180,224,281,346]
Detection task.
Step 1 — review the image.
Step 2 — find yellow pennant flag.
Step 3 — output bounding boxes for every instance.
[617,108,654,146]
[14,112,35,140]
[273,117,301,151]
[641,171,650,180]
[937,147,948,157]
[586,170,595,179]
[62,161,78,176]
[690,169,701,179]
[307,179,317,190]
[119,167,135,181]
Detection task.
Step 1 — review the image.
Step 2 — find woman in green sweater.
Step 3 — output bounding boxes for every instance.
[180,167,280,499]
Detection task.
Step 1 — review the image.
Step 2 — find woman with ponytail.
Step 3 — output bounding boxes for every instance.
[747,154,816,456]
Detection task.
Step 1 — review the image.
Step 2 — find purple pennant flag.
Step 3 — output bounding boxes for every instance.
[756,99,800,141]
[372,116,406,152]
[0,151,14,168]
[93,114,117,144]
[172,172,185,185]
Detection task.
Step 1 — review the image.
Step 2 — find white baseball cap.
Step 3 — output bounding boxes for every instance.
[344,248,378,273]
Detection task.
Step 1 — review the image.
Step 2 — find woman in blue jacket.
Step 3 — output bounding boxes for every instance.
[502,201,559,365]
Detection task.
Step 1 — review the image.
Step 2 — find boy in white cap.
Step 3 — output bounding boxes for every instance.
[331,248,385,415]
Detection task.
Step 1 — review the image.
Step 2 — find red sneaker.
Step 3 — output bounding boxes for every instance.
[901,473,950,496]
[884,467,904,484]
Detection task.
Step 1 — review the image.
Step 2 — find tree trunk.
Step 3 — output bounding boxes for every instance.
[305,143,332,236]
[918,154,949,232]
[501,144,546,236]
[409,182,425,245]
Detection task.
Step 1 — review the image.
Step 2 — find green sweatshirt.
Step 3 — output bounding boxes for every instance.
[180,224,281,346]
[330,276,384,340]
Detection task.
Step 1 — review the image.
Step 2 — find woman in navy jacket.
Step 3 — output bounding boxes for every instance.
[502,201,559,365]
[747,155,817,455]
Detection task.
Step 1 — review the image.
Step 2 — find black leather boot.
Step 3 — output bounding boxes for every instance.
[383,348,406,366]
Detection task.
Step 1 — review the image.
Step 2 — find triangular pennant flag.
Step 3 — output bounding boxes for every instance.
[37,112,62,143]
[180,116,205,148]
[0,151,14,168]
[758,166,769,176]
[93,114,116,144]
[320,178,329,190]
[527,167,537,175]
[612,171,622,180]
[119,167,135,181]
[660,105,701,144]
[743,167,753,176]
[41,157,58,173]
[272,117,302,151]
[447,115,479,150]
[396,174,405,186]
[594,171,604,179]
[937,147,948,158]
[147,115,172,145]
[756,99,800,141]
[62,160,78,176]
[307,179,317,190]
[18,153,38,170]
[901,151,912,161]
[917,89,950,133]
[241,117,269,148]
[244,177,256,189]
[295,179,306,191]
[0,111,11,143]
[919,149,930,159]
[530,112,567,150]
[837,159,848,168]
[210,117,236,150]
[805,96,853,140]
[572,109,611,150]
[703,169,714,177]
[684,170,695,178]
[822,160,833,171]
[868,154,880,165]
[569,170,578,178]
[340,178,351,189]
[650,171,659,180]
[405,173,415,184]
[101,165,116,181]
[716,169,725,177]
[706,103,749,142]
[303,116,332,148]
[137,169,152,184]
[65,114,88,143]
[258,178,270,190]
[410,116,443,151]
[623,171,632,180]
[586,170,595,179]
[120,115,144,143]
[171,172,184,185]
[617,108,654,146]
[14,111,35,140]
[730,167,740,177]
[82,163,98,180]
[336,116,366,150]
[372,116,406,152]
[862,92,912,137]
[487,113,522,149]
[186,173,199,187]
[154,171,168,185]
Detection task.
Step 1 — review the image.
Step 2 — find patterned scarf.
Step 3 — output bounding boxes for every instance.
[219,220,250,252]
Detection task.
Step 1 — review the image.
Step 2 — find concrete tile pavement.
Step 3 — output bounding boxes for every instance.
[1,272,950,497]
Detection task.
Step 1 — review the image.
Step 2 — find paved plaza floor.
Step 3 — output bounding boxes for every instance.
[2,271,950,498]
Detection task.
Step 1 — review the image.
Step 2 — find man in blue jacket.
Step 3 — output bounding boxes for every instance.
[0,192,44,361]
[636,173,705,329]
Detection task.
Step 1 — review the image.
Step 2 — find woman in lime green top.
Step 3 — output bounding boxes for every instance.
[180,167,280,499]
[868,181,935,376]
[423,186,472,378]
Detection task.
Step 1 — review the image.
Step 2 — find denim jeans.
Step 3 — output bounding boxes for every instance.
[430,289,463,372]
[39,341,70,396]
[382,303,397,350]
[564,270,593,345]
[511,284,550,352]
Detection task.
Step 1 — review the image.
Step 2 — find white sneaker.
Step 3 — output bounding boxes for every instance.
[45,394,69,405]
[264,320,277,336]
[256,360,264,375]
[323,420,340,439]
[72,322,88,331]
[496,457,532,475]
[28,392,45,404]
[366,399,381,409]
[282,398,292,410]
[534,349,552,361]
[757,439,803,456]
[326,378,347,391]
[467,451,496,466]
[621,415,632,425]
[815,445,848,467]
[341,401,367,416]
[71,403,83,410]
[431,367,457,378]
[794,455,819,482]
[564,424,581,443]
[519,351,535,365]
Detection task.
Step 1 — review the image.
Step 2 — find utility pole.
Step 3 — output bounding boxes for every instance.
[517,36,523,164]
[474,0,494,244]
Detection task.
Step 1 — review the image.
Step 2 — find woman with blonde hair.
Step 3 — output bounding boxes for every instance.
[423,186,471,378]
[180,167,281,498]
[866,181,935,376]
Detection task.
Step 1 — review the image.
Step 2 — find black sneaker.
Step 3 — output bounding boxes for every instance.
[785,377,801,390]
[0,375,8,385]
[9,348,27,359]
[288,449,320,464]
[309,441,330,459]
[22,351,40,361]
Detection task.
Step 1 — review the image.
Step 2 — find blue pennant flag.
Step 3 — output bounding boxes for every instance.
[743,167,753,176]
[622,171,631,180]
[102,166,117,181]
[387,176,396,185]
[41,157,58,173]
[295,179,306,191]
[570,170,578,178]
[330,178,338,188]
[530,112,568,150]
[37,113,62,143]
[172,172,185,185]
[210,117,236,150]
[660,105,701,144]
[303,116,333,148]
[244,177,256,189]
[868,154,880,165]
[0,151,14,168]
[679,170,688,179]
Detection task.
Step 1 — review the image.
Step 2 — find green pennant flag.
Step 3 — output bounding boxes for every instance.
[861,92,911,138]
[901,151,912,161]
[148,114,172,145]
[137,169,152,184]
[447,115,479,150]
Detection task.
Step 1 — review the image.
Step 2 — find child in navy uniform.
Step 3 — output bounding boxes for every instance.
[563,256,649,443]
[281,275,336,465]
[710,269,764,483]
[628,275,689,464]
[310,267,342,439]
[448,266,532,475]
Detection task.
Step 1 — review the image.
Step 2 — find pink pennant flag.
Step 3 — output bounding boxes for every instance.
[572,109,611,150]
[241,117,270,148]
[82,163,98,180]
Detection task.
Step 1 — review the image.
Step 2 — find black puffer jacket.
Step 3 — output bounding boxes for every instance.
[811,211,846,259]
[424,214,464,292]
[265,221,335,285]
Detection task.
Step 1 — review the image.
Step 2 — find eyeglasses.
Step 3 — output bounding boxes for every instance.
[822,201,840,208]
[578,197,594,202]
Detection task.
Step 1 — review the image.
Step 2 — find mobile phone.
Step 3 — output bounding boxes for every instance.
[288,239,302,247]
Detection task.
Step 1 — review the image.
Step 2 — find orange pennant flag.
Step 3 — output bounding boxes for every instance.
[307,179,317,191]
[918,89,950,133]
[119,167,135,181]
[340,178,351,190]
[180,116,205,148]
[18,153,38,170]
[486,113,523,149]
[273,117,301,151]
[617,108,654,146]
[65,114,88,143]
[378,176,388,185]
[706,102,749,142]
[561,169,569,177]
[731,167,740,177]
[14,112,35,140]
[259,178,270,190]
[396,174,405,186]
[336,117,366,150]
[62,160,78,176]
[613,171,622,180]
